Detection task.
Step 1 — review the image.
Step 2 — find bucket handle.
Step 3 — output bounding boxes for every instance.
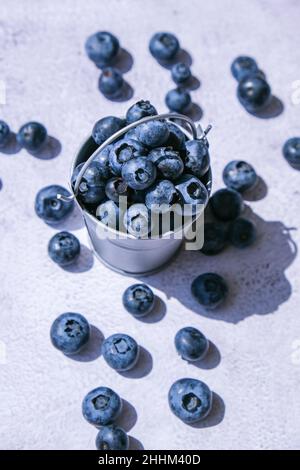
[58,113,212,202]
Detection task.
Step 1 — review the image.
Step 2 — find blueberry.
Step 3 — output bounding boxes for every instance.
[105,177,130,203]
[175,327,209,362]
[17,122,47,152]
[85,31,119,67]
[191,272,228,309]
[282,137,300,168]
[171,62,191,84]
[165,88,191,113]
[93,144,113,179]
[96,200,120,229]
[231,56,258,82]
[48,231,80,266]
[123,284,155,317]
[175,174,208,211]
[99,67,124,97]
[149,147,184,180]
[223,160,257,192]
[149,32,179,61]
[122,157,157,190]
[145,180,181,213]
[71,162,106,205]
[165,122,186,150]
[228,217,256,248]
[126,100,157,124]
[125,128,139,142]
[210,188,244,221]
[50,312,90,354]
[123,203,151,238]
[168,378,212,423]
[201,222,227,256]
[82,387,122,426]
[92,116,125,146]
[109,138,146,176]
[102,333,139,371]
[0,120,10,148]
[137,120,169,148]
[95,425,129,450]
[237,75,271,112]
[35,185,74,224]
[184,140,210,178]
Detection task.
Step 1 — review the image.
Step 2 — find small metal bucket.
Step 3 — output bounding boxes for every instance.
[64,113,212,276]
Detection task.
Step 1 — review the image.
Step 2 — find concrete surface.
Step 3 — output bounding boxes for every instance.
[0,0,300,450]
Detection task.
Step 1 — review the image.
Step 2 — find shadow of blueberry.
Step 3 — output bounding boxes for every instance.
[119,346,153,379]
[184,102,203,122]
[29,136,62,159]
[115,399,138,432]
[242,176,268,201]
[111,48,134,74]
[0,179,2,191]
[52,204,84,231]
[70,325,104,362]
[189,392,225,429]
[100,81,133,103]
[157,48,193,70]
[62,244,94,273]
[136,296,167,324]
[248,96,284,119]
[190,340,221,370]
[129,436,144,450]
[181,76,201,91]
[0,132,21,154]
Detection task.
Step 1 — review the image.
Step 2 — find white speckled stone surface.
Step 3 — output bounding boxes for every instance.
[0,0,300,450]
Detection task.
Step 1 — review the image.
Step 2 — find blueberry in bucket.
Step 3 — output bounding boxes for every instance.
[50,312,90,355]
[122,157,157,190]
[123,203,151,238]
[96,200,120,229]
[82,386,122,426]
[92,116,125,146]
[105,177,131,203]
[71,162,106,205]
[35,185,74,224]
[168,378,212,423]
[148,147,184,180]
[137,120,170,148]
[109,137,146,176]
[126,100,157,124]
[145,180,181,213]
[175,174,208,208]
[102,333,139,371]
[184,140,210,178]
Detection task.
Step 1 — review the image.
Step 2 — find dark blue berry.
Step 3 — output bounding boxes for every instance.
[149,147,184,180]
[165,88,191,113]
[50,312,90,355]
[123,203,151,238]
[82,387,122,426]
[105,177,130,203]
[102,333,139,371]
[175,327,209,362]
[184,140,210,178]
[99,67,124,97]
[165,122,186,150]
[71,162,106,205]
[171,62,191,84]
[123,284,155,317]
[228,217,256,248]
[0,120,10,148]
[92,116,125,146]
[237,75,271,112]
[95,425,129,450]
[137,120,169,148]
[35,185,74,224]
[149,32,179,61]
[109,138,146,175]
[201,222,227,255]
[17,122,47,152]
[210,188,244,221]
[126,100,157,124]
[175,174,208,208]
[145,180,181,213]
[282,137,300,168]
[85,31,119,67]
[168,378,212,423]
[48,231,80,266]
[96,200,120,229]
[122,157,157,190]
[93,144,113,179]
[223,160,257,192]
[231,56,258,82]
[191,272,228,309]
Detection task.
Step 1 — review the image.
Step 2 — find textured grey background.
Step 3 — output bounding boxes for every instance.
[1,0,300,450]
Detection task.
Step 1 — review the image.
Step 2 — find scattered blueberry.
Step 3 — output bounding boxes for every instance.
[282,137,300,169]
[168,378,212,423]
[96,200,120,229]
[228,217,256,248]
[35,185,74,224]
[50,312,90,355]
[85,31,120,67]
[126,100,157,124]
[102,333,139,371]
[93,144,113,179]
[122,283,155,317]
[191,272,228,309]
[175,174,208,210]
[109,137,146,175]
[17,122,47,152]
[99,67,124,97]
[231,56,258,82]
[237,75,271,112]
[210,188,244,221]
[123,203,151,238]
[145,179,180,213]
[105,177,131,203]
[175,327,209,362]
[149,32,180,61]
[122,157,157,190]
[171,62,191,84]
[48,231,80,266]
[149,147,184,180]
[201,222,227,256]
[184,140,210,178]
[223,160,257,192]
[0,120,10,148]
[82,386,122,426]
[165,88,191,113]
[165,122,186,150]
[71,162,106,205]
[137,120,169,148]
[92,116,125,146]
[95,425,129,451]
